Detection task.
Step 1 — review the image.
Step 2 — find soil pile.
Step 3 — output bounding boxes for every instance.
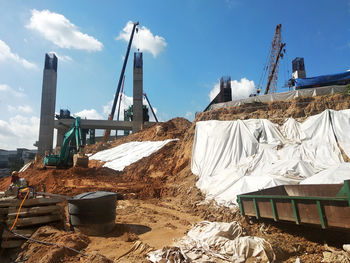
[85,117,191,154]
[0,118,190,198]
[16,226,90,263]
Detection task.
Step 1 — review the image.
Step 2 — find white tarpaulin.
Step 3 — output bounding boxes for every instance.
[90,139,178,171]
[147,221,275,263]
[191,109,350,206]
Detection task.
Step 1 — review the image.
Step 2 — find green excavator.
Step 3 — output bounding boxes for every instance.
[43,117,89,168]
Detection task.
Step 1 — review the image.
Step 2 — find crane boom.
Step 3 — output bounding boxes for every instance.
[265,42,286,95]
[103,21,139,143]
[265,24,285,95]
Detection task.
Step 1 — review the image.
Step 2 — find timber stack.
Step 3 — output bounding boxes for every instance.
[0,195,63,248]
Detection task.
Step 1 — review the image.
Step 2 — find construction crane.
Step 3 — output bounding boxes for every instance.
[102,21,139,143]
[264,24,286,95]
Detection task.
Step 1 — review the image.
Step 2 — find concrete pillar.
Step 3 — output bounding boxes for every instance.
[292,57,306,79]
[56,128,66,147]
[89,129,95,144]
[133,52,143,133]
[38,53,58,156]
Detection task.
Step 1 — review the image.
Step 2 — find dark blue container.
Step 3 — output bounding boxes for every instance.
[68,191,118,235]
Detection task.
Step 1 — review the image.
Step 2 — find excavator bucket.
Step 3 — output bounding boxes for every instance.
[73,153,89,168]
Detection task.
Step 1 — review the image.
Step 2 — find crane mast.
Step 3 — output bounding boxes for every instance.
[265,24,285,95]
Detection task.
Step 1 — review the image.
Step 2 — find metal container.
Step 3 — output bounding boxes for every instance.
[237,180,350,230]
[68,191,118,236]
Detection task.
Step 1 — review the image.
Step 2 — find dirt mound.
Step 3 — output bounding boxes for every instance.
[0,118,188,199]
[85,117,191,154]
[16,226,90,263]
[173,93,350,178]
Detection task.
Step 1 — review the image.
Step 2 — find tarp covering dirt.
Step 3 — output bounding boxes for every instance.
[90,139,178,171]
[191,109,350,206]
[148,221,275,263]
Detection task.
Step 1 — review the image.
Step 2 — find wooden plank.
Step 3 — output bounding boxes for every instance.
[7,205,61,218]
[2,228,36,239]
[7,214,61,227]
[1,239,26,248]
[0,214,7,223]
[17,197,64,207]
[0,197,63,208]
[0,207,8,214]
[0,197,16,207]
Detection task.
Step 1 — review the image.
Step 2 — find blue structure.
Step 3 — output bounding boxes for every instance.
[295,71,350,89]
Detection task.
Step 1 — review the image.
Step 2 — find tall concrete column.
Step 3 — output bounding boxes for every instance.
[133,52,143,133]
[56,128,66,148]
[38,53,58,156]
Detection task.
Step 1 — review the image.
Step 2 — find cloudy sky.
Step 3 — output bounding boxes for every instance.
[0,0,349,150]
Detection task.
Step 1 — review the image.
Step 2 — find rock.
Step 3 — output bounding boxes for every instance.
[323,251,350,263]
[155,125,165,136]
[344,244,350,253]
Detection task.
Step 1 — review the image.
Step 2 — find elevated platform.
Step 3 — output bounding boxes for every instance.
[54,119,156,130]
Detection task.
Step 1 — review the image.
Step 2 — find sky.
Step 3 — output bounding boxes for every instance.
[0,0,349,150]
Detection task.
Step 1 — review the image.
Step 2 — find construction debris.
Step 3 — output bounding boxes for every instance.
[148,221,275,263]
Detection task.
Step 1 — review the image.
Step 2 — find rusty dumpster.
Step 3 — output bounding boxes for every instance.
[237,180,350,230]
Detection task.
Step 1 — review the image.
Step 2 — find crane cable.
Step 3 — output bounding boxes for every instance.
[257,43,272,93]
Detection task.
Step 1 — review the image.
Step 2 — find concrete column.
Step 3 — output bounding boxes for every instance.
[133,52,143,133]
[38,53,58,156]
[56,128,66,147]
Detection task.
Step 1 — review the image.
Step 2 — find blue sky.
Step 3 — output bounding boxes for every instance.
[0,0,349,149]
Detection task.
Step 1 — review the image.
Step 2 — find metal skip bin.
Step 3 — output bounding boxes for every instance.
[237,180,350,230]
[68,191,118,236]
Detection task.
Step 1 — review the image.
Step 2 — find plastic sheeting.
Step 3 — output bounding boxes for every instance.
[148,221,275,263]
[211,85,347,110]
[300,163,350,185]
[191,109,350,206]
[295,71,350,89]
[90,139,178,171]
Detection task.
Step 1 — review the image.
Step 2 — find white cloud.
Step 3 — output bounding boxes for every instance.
[49,51,72,62]
[8,105,33,114]
[225,0,239,8]
[116,21,167,57]
[209,78,256,101]
[0,115,39,150]
[0,40,37,69]
[0,84,26,98]
[26,9,103,51]
[185,111,195,121]
[75,109,103,120]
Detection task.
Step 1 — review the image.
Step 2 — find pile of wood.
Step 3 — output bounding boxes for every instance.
[0,196,63,248]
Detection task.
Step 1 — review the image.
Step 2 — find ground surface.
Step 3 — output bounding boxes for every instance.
[1,94,350,262]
